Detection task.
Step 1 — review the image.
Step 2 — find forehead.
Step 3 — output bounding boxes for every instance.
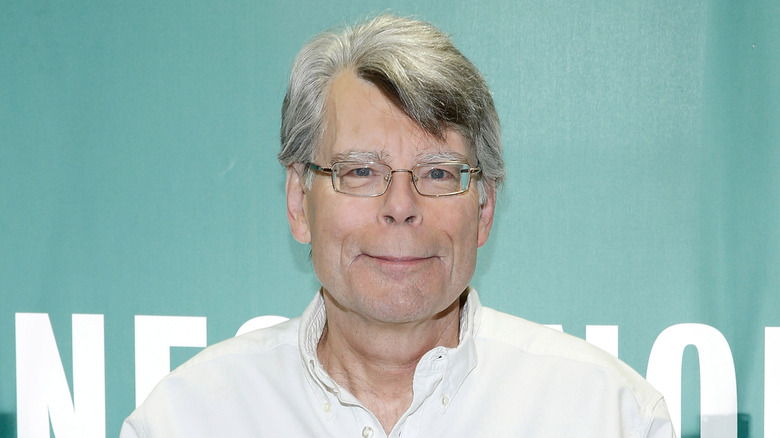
[319,71,471,163]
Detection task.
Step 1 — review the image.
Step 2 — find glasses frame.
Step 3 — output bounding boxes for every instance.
[306,161,481,198]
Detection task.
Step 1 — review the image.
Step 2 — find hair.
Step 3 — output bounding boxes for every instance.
[278,14,505,203]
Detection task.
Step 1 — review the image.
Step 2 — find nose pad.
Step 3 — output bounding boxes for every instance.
[387,169,416,191]
[380,169,421,225]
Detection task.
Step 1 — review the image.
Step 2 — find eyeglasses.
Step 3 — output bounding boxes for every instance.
[306,161,481,197]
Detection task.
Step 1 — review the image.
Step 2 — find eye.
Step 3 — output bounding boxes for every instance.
[352,167,372,177]
[428,168,447,179]
[425,167,455,180]
[337,163,385,180]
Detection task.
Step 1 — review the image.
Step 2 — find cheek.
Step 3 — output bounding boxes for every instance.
[439,205,482,266]
[431,201,480,238]
[308,195,376,252]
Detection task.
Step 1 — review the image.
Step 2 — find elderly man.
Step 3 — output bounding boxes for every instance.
[121,15,675,437]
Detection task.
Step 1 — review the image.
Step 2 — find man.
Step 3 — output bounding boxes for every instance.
[121,15,675,437]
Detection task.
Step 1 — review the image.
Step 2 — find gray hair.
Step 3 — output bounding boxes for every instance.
[278,14,505,203]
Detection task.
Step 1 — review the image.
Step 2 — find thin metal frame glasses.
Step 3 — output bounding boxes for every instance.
[306,161,481,197]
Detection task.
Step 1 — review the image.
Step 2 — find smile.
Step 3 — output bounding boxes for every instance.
[360,254,437,268]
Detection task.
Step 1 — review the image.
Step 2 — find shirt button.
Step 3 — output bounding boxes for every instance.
[323,401,331,413]
[441,395,450,406]
[362,426,374,438]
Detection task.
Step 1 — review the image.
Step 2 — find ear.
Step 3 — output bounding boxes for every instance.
[286,165,311,244]
[476,189,496,248]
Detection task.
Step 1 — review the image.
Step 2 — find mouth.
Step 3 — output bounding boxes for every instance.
[372,255,429,262]
[360,253,437,268]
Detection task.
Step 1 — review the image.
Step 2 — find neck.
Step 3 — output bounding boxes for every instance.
[316,289,463,434]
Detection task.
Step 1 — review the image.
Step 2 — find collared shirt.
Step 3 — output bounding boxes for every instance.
[120,289,675,438]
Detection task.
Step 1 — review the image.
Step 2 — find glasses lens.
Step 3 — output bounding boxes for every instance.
[413,163,471,196]
[333,162,391,196]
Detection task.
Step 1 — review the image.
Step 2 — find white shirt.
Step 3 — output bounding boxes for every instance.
[120,289,675,437]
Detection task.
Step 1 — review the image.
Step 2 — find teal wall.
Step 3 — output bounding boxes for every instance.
[2,1,779,437]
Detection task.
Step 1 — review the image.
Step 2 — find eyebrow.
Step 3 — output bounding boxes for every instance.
[329,149,470,165]
[416,151,470,164]
[330,150,389,164]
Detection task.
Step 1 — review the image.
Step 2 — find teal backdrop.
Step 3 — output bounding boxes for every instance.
[2,1,779,437]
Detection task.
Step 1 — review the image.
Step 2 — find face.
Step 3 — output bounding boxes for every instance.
[286,71,495,325]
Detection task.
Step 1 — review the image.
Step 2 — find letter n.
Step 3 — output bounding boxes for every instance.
[16,313,105,438]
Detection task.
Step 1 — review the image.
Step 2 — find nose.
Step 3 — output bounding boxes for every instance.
[379,170,422,225]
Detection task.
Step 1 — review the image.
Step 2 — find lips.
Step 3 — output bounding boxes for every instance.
[358,253,438,270]
[369,255,431,262]
[349,233,445,270]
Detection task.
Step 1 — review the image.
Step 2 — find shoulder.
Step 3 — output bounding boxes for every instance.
[122,318,305,437]
[138,317,304,406]
[139,317,303,399]
[171,317,301,374]
[475,306,664,409]
[476,307,611,365]
[464,306,674,437]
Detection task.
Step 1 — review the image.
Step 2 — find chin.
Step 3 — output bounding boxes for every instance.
[356,285,460,324]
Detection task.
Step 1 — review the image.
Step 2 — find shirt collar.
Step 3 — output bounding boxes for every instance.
[439,287,480,411]
[298,287,482,409]
[298,292,337,394]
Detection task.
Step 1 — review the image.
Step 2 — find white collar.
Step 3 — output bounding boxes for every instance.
[297,287,482,413]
